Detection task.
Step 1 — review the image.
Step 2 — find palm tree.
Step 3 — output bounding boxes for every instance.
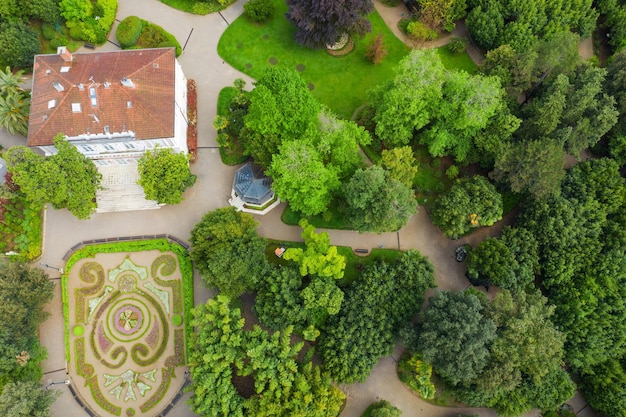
[0,66,25,96]
[0,91,30,136]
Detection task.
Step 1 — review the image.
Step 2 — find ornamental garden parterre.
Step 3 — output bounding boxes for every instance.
[63,240,193,417]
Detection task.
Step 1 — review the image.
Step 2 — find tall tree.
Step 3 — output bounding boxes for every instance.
[0,262,54,385]
[369,49,445,147]
[0,21,40,69]
[431,176,503,239]
[417,290,496,386]
[0,381,59,417]
[342,165,417,233]
[285,0,374,49]
[268,140,340,216]
[0,89,30,136]
[137,147,196,205]
[320,251,434,383]
[0,66,26,96]
[243,67,320,168]
[189,207,268,297]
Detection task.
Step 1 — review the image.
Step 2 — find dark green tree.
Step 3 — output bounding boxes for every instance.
[342,165,417,233]
[137,147,196,205]
[417,290,496,386]
[580,359,626,417]
[320,251,434,383]
[0,21,40,69]
[431,176,503,239]
[254,265,308,331]
[189,207,268,297]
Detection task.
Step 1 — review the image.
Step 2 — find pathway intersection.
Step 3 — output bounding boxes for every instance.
[0,0,595,416]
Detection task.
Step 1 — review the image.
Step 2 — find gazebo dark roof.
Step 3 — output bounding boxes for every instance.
[233,163,273,205]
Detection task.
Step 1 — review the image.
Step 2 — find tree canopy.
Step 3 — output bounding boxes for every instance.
[243,67,320,168]
[0,380,59,417]
[342,165,418,233]
[189,207,268,298]
[431,176,503,239]
[285,0,373,49]
[5,134,102,219]
[137,147,196,205]
[188,295,345,417]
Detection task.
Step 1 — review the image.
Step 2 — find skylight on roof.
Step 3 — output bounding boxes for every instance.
[60,66,70,73]
[72,103,81,112]
[48,100,56,109]
[52,82,64,92]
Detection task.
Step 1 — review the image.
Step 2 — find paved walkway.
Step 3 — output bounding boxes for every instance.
[0,1,596,416]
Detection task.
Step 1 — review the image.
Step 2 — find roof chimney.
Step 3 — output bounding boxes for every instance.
[57,46,73,63]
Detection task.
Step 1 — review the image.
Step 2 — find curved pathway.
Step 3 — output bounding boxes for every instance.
[0,0,591,416]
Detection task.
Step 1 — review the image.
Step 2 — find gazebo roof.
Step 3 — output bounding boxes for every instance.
[232,163,273,205]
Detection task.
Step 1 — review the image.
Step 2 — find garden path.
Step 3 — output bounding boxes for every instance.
[0,0,595,415]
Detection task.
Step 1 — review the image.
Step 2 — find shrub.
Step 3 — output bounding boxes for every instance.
[244,0,274,22]
[73,325,84,336]
[42,23,57,40]
[137,22,182,57]
[448,36,468,54]
[116,16,143,48]
[407,21,438,42]
[172,314,183,326]
[95,0,118,32]
[365,33,387,65]
[191,2,211,14]
[446,165,459,179]
[50,36,69,49]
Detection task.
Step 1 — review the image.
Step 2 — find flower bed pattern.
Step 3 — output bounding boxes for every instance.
[64,244,191,417]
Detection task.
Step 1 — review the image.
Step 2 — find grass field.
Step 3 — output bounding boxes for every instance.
[218,0,411,119]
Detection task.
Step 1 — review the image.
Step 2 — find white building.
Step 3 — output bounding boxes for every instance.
[27,47,188,212]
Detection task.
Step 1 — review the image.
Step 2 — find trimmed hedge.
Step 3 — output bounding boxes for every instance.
[116,16,143,48]
[117,17,182,57]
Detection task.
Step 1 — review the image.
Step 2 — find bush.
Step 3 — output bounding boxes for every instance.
[116,16,143,48]
[365,33,388,65]
[407,21,438,42]
[42,23,57,40]
[137,22,182,57]
[191,2,211,14]
[448,36,468,54]
[244,0,274,22]
[50,36,69,49]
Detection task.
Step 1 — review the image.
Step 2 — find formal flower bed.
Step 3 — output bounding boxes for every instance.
[187,79,198,161]
[63,239,193,417]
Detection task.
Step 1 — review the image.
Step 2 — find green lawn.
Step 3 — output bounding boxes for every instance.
[435,45,478,74]
[218,0,411,119]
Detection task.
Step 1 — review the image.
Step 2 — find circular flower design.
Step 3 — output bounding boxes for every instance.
[115,305,143,335]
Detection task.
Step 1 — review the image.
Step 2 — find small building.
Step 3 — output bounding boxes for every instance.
[27,47,188,212]
[229,163,280,215]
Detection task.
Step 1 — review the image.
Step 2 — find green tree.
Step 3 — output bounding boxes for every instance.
[0,66,26,96]
[431,176,503,239]
[0,89,30,136]
[466,227,538,292]
[268,140,340,216]
[189,207,268,297]
[137,147,196,205]
[481,44,537,99]
[24,0,60,23]
[59,0,92,21]
[580,359,626,417]
[421,71,505,162]
[283,219,346,279]
[0,262,54,385]
[5,135,102,219]
[417,290,496,386]
[381,146,418,188]
[0,21,40,69]
[342,165,417,233]
[416,0,467,31]
[320,251,434,383]
[243,67,320,168]
[369,50,445,147]
[491,138,565,200]
[0,381,59,417]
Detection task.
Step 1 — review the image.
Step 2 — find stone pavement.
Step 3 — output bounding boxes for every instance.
[0,0,595,415]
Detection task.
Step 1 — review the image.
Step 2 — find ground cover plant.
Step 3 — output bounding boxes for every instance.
[218,0,410,118]
[63,239,193,416]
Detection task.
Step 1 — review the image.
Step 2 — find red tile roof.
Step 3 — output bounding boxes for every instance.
[28,48,177,147]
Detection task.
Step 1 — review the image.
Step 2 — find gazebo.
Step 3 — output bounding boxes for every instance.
[229,163,280,215]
